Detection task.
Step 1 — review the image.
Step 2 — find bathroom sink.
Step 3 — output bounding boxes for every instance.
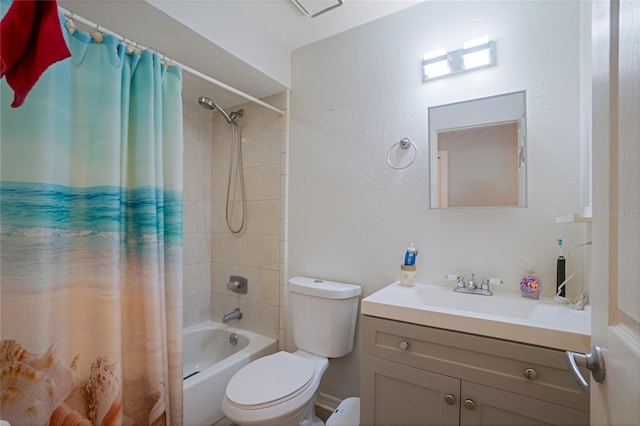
[410,285,537,319]
[361,282,591,352]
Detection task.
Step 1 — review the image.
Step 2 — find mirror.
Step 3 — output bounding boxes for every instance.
[428,91,527,208]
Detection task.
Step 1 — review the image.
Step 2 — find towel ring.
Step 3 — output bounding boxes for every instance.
[387,138,417,170]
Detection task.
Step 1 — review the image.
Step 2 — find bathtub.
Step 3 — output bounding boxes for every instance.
[183,321,278,426]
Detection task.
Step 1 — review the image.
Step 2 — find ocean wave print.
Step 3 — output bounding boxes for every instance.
[0,181,182,245]
[0,181,182,291]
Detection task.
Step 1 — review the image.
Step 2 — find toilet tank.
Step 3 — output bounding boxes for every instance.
[289,276,361,358]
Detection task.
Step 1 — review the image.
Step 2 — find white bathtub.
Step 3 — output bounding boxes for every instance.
[183,321,278,426]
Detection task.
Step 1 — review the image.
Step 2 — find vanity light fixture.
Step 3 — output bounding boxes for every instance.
[422,48,450,80]
[291,0,343,18]
[423,36,496,82]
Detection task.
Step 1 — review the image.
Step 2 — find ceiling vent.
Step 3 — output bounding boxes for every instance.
[291,0,343,18]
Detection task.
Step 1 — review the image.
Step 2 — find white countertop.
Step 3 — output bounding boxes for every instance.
[361,282,591,353]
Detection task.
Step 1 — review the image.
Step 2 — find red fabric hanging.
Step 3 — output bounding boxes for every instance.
[0,0,71,108]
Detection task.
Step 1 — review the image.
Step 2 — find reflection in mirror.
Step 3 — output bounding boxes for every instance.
[429,91,527,208]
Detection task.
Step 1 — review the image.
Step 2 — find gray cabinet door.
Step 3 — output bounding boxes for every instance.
[361,354,460,426]
[459,382,589,426]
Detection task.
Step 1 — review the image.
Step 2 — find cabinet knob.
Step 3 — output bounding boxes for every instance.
[464,399,476,410]
[524,368,538,380]
[398,341,409,351]
[444,394,456,405]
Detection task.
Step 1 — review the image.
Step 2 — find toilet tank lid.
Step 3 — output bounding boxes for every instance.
[289,276,361,299]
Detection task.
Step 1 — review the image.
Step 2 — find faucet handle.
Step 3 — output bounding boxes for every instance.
[227,275,248,294]
[446,274,465,288]
[481,278,503,290]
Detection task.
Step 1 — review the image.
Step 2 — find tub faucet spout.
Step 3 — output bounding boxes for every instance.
[223,308,242,323]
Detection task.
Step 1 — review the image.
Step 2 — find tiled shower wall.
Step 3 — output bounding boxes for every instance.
[182,93,288,347]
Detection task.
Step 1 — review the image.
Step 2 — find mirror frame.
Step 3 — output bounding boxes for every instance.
[428,90,527,209]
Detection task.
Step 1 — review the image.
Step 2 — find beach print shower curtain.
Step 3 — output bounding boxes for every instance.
[0,5,184,425]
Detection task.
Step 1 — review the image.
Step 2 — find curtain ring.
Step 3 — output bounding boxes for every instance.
[387,138,417,170]
[91,26,104,44]
[65,19,76,35]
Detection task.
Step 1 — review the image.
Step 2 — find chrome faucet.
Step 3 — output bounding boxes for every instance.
[222,307,243,323]
[447,273,502,296]
[467,273,478,290]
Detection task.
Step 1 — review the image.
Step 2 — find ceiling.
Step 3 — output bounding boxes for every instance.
[206,0,424,52]
[58,0,423,109]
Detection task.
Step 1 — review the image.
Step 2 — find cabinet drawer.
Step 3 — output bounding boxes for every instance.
[361,315,589,413]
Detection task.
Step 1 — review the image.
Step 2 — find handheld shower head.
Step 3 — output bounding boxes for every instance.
[198,96,232,123]
[198,96,215,110]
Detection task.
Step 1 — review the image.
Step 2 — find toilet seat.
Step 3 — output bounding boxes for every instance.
[225,352,315,410]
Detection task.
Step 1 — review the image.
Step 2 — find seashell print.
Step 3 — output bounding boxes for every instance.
[0,340,80,425]
[86,356,123,426]
[49,403,92,426]
[0,339,29,363]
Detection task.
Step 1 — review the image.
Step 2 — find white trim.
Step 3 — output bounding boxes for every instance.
[316,392,342,413]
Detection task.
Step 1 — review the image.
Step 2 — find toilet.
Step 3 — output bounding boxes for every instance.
[222,276,361,426]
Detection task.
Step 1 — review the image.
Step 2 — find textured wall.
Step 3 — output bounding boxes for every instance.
[290,0,585,400]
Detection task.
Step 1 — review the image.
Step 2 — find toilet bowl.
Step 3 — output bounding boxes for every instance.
[222,276,361,426]
[222,350,328,425]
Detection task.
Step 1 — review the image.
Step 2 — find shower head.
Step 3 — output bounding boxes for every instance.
[198,96,232,124]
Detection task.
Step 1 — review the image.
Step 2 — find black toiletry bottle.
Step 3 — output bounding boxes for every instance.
[556,239,566,297]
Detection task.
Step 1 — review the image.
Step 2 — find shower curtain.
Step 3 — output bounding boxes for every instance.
[0,5,183,426]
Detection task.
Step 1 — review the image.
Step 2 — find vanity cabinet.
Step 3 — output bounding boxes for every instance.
[360,315,590,426]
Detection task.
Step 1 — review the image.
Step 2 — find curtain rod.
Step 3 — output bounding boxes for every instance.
[58,6,285,116]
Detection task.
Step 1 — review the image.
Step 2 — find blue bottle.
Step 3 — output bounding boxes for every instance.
[404,243,417,266]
